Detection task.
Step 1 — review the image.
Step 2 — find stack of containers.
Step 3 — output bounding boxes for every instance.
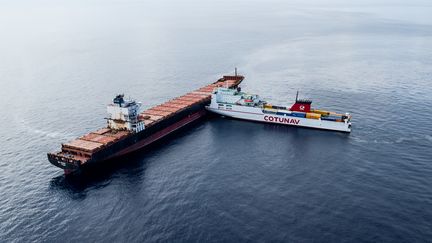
[306,113,321,119]
[322,113,343,122]
[291,112,306,118]
[264,107,277,114]
[311,109,330,116]
[276,110,292,116]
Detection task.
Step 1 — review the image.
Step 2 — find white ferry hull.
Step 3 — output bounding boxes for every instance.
[206,106,351,133]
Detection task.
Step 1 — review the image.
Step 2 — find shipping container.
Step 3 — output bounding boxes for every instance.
[272,105,287,110]
[160,103,186,109]
[276,110,292,116]
[311,109,330,116]
[306,113,321,119]
[263,108,277,113]
[143,110,167,117]
[176,97,199,102]
[93,128,111,135]
[167,100,189,106]
[328,112,343,117]
[191,91,210,96]
[142,119,155,126]
[106,130,129,139]
[322,116,338,121]
[152,106,179,113]
[326,115,343,119]
[291,112,306,118]
[140,114,164,121]
[81,133,117,145]
[63,139,103,152]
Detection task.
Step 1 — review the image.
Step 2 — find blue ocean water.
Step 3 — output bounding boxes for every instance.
[0,0,431,242]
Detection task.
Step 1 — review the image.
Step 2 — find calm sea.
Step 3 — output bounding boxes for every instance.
[1,0,431,242]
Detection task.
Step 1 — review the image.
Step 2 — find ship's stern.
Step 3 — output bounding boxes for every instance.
[47,152,82,174]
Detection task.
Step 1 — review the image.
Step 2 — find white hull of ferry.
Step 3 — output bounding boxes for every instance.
[206,104,351,133]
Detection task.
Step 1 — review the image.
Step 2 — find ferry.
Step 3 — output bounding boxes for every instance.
[206,87,352,132]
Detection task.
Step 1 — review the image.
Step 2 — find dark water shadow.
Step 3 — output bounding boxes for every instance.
[48,151,150,200]
[48,118,209,197]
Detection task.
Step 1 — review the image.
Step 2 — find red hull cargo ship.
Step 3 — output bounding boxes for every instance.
[48,74,244,174]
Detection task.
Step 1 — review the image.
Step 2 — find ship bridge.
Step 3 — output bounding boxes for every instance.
[107,94,145,133]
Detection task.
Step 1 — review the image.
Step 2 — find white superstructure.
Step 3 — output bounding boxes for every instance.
[107,94,145,133]
[206,87,352,132]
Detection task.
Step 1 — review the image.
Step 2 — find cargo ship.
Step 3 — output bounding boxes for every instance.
[206,87,352,132]
[48,74,244,174]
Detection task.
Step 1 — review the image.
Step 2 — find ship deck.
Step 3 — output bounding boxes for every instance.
[49,76,243,165]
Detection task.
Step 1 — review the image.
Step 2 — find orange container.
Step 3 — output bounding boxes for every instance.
[306,113,321,119]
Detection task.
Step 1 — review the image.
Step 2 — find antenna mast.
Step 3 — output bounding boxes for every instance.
[295,90,299,102]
